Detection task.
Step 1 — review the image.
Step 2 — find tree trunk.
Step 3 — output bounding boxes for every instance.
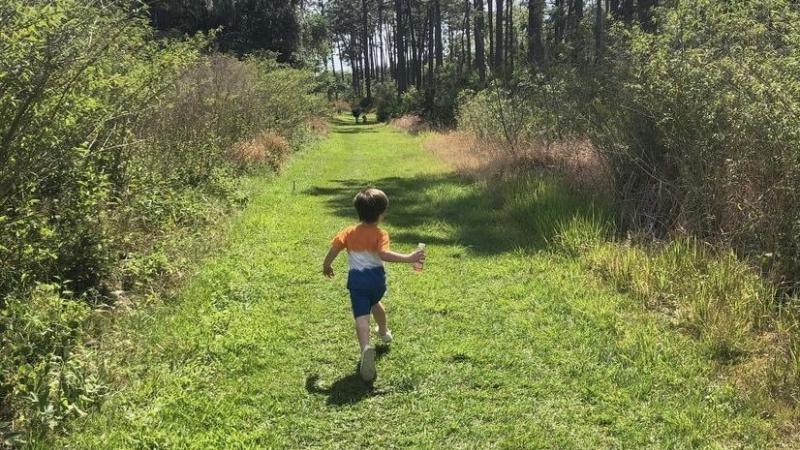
[623,0,633,25]
[465,0,472,69]
[448,26,455,64]
[594,0,604,61]
[494,0,503,73]
[527,0,544,68]
[459,19,465,74]
[554,0,565,43]
[638,0,657,32]
[361,0,372,99]
[330,44,337,80]
[378,0,385,81]
[608,0,621,19]
[337,38,345,82]
[434,0,443,68]
[570,0,584,39]
[487,0,494,69]
[394,0,407,95]
[388,25,396,79]
[408,0,421,88]
[474,0,486,83]
[505,0,512,73]
[426,5,434,97]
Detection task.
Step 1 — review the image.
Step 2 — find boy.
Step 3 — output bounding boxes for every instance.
[322,188,425,382]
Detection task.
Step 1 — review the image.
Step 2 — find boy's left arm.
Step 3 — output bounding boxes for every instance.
[377,230,424,264]
[378,248,425,264]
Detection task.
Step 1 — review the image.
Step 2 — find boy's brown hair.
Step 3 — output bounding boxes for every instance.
[354,188,388,223]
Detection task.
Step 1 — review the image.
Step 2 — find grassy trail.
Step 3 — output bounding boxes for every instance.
[59,117,775,448]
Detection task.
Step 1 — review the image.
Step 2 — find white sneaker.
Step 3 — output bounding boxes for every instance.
[375,327,393,344]
[360,346,376,382]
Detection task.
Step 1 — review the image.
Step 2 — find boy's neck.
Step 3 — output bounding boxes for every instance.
[360,221,379,226]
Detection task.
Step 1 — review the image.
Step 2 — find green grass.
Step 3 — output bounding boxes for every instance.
[54,116,777,448]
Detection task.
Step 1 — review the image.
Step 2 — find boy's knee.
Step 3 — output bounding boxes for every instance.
[354,315,370,325]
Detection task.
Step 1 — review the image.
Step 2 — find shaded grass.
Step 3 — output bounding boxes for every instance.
[305,173,609,254]
[53,116,780,448]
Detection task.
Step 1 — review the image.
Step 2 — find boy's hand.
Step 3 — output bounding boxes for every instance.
[322,264,335,278]
[409,249,426,264]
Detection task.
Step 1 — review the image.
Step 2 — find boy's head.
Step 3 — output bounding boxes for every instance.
[354,188,388,223]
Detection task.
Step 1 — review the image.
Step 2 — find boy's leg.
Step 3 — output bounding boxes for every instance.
[350,289,372,351]
[354,315,371,351]
[355,314,377,382]
[371,302,388,335]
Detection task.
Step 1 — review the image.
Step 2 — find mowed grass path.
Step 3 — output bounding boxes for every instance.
[59,117,775,448]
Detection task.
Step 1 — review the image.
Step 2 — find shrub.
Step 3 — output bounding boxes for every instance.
[332,99,351,114]
[229,132,292,172]
[305,117,331,138]
[0,285,105,444]
[457,75,579,156]
[140,54,325,186]
[389,115,431,135]
[594,0,800,291]
[0,0,196,300]
[373,81,401,122]
[0,0,325,441]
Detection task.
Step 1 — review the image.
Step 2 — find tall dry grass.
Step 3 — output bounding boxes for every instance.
[423,130,612,196]
[229,132,291,172]
[389,115,432,135]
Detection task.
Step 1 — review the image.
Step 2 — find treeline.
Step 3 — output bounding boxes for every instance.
[1,0,324,443]
[323,0,658,108]
[146,0,300,60]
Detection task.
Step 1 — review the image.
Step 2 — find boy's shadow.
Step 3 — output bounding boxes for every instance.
[305,345,390,406]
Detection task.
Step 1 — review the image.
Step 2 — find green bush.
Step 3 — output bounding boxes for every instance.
[594,0,800,291]
[0,0,325,441]
[0,0,202,299]
[373,81,401,122]
[0,285,105,445]
[457,75,577,155]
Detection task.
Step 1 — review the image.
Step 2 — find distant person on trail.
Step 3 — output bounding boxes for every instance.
[322,188,425,382]
[351,107,362,124]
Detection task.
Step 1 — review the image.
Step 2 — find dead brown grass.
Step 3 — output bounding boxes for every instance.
[423,130,613,195]
[389,115,432,135]
[229,132,291,172]
[305,116,330,138]
[332,99,350,114]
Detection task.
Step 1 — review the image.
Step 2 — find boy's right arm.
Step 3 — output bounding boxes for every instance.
[322,246,341,278]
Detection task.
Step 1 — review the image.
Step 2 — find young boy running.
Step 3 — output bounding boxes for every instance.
[322,188,425,382]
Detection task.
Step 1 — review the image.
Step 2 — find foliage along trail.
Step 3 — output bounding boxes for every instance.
[58,117,776,448]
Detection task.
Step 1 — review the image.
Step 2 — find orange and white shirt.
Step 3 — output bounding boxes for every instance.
[331,223,390,289]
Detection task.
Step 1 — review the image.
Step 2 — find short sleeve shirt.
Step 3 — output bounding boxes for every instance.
[332,223,390,289]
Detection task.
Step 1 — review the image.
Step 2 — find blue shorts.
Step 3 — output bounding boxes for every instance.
[349,287,386,317]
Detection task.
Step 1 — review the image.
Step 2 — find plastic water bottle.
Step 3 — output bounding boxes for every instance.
[413,243,426,272]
